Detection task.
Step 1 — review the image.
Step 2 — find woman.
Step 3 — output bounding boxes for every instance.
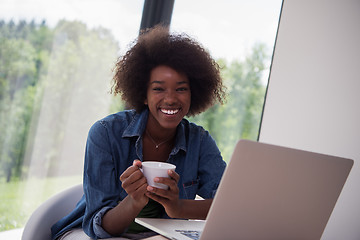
[52,25,227,240]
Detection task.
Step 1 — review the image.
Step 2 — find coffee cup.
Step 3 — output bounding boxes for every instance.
[141,161,176,190]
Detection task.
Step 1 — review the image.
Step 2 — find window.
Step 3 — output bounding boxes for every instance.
[0,0,281,234]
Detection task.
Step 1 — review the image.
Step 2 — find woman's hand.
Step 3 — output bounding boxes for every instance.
[103,160,149,235]
[145,169,182,218]
[119,160,149,209]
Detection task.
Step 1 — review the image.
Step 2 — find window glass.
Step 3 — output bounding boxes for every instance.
[0,0,282,234]
[171,0,282,162]
[0,0,143,232]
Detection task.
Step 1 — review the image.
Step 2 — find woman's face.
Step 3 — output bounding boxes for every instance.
[145,65,191,131]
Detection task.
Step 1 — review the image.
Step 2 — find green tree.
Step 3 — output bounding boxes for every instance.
[0,37,38,182]
[188,43,268,162]
[0,19,54,182]
[0,19,119,181]
[25,20,119,177]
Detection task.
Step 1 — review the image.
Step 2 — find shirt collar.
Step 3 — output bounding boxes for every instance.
[122,109,187,154]
[122,109,148,138]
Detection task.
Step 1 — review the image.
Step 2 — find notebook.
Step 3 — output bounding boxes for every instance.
[136,139,353,240]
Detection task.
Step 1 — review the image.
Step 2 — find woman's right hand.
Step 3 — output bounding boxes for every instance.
[119,160,149,208]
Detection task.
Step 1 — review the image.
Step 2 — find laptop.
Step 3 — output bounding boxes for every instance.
[136,139,353,240]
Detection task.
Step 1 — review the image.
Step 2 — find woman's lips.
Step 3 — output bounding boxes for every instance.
[160,108,180,115]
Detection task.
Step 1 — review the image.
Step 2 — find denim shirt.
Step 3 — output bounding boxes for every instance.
[51,109,226,240]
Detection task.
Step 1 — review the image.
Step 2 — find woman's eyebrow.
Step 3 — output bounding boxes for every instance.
[149,80,189,85]
[149,80,164,84]
[177,81,189,85]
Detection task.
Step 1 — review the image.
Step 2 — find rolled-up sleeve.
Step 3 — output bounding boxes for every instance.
[92,206,113,239]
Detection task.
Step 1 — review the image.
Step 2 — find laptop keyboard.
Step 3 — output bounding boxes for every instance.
[175,230,201,240]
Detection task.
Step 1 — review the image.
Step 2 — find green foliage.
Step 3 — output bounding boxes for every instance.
[0,19,119,182]
[0,27,40,182]
[188,43,268,162]
[30,20,119,177]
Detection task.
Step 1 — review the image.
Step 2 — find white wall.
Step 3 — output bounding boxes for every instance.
[259,0,360,239]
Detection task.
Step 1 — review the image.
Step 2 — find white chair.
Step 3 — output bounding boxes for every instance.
[21,184,83,240]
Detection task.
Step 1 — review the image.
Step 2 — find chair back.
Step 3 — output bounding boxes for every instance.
[21,184,83,240]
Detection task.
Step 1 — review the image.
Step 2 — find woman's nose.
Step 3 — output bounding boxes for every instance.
[164,90,176,104]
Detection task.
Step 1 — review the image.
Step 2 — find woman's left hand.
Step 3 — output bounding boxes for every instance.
[146,169,182,218]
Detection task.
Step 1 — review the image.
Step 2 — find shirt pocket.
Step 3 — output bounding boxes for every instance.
[182,178,199,199]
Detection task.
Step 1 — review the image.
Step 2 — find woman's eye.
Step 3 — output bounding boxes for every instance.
[153,87,163,91]
[177,87,188,91]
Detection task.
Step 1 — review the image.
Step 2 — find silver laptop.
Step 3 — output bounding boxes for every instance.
[136,140,353,240]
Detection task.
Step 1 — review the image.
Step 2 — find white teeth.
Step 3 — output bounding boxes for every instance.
[161,109,179,115]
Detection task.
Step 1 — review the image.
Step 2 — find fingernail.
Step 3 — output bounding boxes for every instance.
[154,177,159,182]
[147,186,154,191]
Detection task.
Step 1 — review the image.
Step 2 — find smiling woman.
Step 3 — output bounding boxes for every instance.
[51,25,227,240]
[0,0,282,236]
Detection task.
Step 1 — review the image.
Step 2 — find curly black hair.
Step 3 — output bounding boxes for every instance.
[111,25,226,116]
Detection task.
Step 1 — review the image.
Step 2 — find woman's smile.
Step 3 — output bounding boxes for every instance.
[160,108,180,115]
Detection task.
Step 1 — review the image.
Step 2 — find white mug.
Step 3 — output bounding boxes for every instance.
[141,161,176,190]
